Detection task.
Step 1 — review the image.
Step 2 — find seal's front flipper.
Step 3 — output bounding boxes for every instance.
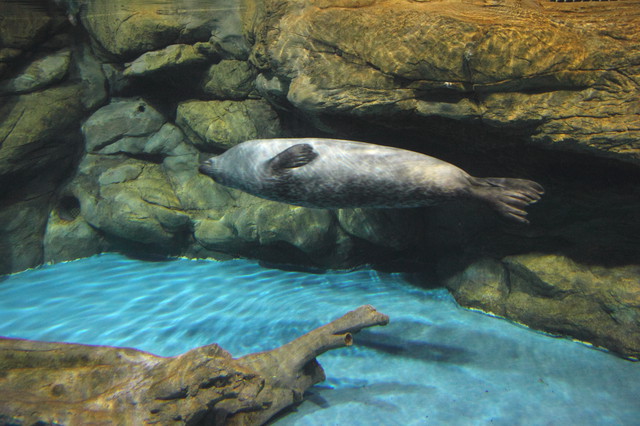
[267,144,318,175]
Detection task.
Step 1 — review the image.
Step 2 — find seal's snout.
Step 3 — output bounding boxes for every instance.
[199,159,214,176]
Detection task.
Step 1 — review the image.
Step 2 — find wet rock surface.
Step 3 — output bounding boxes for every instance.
[176,99,282,150]
[0,49,71,95]
[245,0,640,164]
[0,0,639,361]
[444,255,640,359]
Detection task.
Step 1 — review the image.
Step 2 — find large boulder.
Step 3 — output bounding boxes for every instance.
[43,202,106,265]
[0,83,87,274]
[444,254,640,359]
[0,1,57,51]
[176,99,281,151]
[0,200,50,274]
[80,0,248,60]
[82,98,166,153]
[0,1,69,79]
[245,0,640,164]
[202,59,258,99]
[123,44,210,77]
[0,49,71,95]
[0,84,85,176]
[193,195,340,263]
[78,158,192,246]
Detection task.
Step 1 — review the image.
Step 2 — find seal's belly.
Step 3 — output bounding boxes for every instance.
[269,156,449,208]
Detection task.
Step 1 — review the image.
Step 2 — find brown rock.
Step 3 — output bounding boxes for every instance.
[202,59,258,100]
[337,208,424,251]
[0,49,71,95]
[0,84,85,176]
[0,84,87,274]
[77,157,191,246]
[43,203,106,264]
[444,254,640,360]
[176,99,281,151]
[80,0,246,60]
[245,0,640,163]
[123,44,210,77]
[0,1,55,50]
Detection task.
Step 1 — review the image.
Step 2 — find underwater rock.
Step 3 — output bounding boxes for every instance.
[444,254,640,360]
[0,305,389,425]
[0,84,85,177]
[82,98,165,153]
[0,48,20,79]
[80,0,245,60]
[193,190,339,262]
[123,44,209,77]
[176,99,281,151]
[194,218,240,252]
[75,43,108,110]
[233,200,335,256]
[253,73,290,111]
[0,49,71,95]
[0,1,56,51]
[75,157,191,247]
[0,83,86,274]
[337,208,424,251]
[0,13,95,274]
[202,59,258,100]
[0,200,50,275]
[43,207,106,264]
[65,111,228,255]
[245,0,640,164]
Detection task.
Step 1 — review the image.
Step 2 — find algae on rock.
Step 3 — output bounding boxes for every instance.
[176,99,281,151]
[0,49,71,95]
[202,59,258,99]
[444,254,640,360]
[244,0,640,163]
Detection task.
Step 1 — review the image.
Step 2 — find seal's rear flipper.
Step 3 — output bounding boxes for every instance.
[268,144,318,175]
[470,177,544,224]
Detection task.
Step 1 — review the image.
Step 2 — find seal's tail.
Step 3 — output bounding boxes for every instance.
[469,177,544,224]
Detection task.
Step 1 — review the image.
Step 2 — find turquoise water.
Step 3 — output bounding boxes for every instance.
[1,254,639,425]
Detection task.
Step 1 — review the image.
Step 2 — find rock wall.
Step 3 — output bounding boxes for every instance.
[246,0,640,163]
[0,0,639,359]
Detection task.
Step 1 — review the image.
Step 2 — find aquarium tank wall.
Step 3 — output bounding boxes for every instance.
[0,0,639,423]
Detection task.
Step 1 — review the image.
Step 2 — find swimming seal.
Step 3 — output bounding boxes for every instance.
[199,138,544,224]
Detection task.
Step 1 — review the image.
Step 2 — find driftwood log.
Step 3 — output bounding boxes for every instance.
[0,305,389,425]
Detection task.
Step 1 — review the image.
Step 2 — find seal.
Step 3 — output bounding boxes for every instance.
[199,138,544,224]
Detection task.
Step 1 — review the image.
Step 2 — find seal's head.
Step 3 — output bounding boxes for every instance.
[199,156,234,187]
[198,158,216,178]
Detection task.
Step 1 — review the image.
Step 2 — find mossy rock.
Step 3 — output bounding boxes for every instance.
[176,99,281,151]
[445,254,640,359]
[202,60,257,100]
